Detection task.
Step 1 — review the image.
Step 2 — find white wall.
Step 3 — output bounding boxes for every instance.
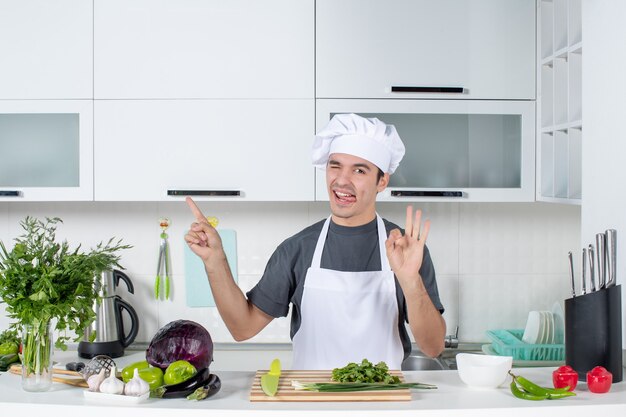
[0,201,580,346]
[582,0,626,344]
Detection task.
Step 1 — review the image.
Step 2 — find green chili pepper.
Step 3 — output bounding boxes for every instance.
[510,379,549,401]
[509,371,576,401]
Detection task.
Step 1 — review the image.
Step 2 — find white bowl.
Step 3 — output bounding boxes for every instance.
[456,353,513,389]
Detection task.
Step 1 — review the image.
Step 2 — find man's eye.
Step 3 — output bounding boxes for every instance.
[354,168,365,174]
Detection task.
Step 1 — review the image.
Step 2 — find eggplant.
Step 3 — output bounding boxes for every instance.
[186,374,221,400]
[152,367,211,398]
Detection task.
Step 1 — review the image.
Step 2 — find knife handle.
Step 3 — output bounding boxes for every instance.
[606,229,617,287]
[582,248,587,295]
[588,245,596,292]
[596,233,607,289]
[568,251,576,298]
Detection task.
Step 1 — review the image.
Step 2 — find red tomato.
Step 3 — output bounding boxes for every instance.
[553,365,578,391]
[586,366,613,393]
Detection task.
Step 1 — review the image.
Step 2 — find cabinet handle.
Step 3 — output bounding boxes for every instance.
[391,86,464,93]
[0,190,22,197]
[167,190,241,197]
[390,190,464,198]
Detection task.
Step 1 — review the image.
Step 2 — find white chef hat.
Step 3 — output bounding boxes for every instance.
[312,113,405,174]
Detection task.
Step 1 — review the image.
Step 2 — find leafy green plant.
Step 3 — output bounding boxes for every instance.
[0,216,131,350]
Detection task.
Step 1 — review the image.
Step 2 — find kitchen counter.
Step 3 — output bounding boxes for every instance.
[1,351,626,417]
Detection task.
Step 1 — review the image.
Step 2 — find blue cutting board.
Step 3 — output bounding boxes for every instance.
[184,229,238,307]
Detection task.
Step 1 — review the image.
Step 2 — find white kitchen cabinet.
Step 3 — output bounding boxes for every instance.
[315,99,535,202]
[94,0,313,99]
[0,0,92,99]
[316,0,535,100]
[537,0,582,204]
[94,100,314,201]
[0,100,94,201]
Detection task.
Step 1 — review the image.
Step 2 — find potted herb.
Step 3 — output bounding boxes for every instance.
[0,217,130,391]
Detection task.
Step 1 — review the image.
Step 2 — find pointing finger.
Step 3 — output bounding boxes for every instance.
[186,197,208,223]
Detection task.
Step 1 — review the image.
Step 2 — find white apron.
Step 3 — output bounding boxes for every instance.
[292,215,404,370]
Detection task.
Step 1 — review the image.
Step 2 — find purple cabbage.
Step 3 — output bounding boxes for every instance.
[146,320,213,370]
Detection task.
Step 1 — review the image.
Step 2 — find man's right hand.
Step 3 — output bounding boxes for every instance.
[184,197,225,264]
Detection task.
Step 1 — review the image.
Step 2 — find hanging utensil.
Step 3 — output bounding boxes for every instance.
[581,248,587,295]
[568,251,576,298]
[588,244,596,292]
[606,229,617,288]
[155,218,172,300]
[596,233,606,289]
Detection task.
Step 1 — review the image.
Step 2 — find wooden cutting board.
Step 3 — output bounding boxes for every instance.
[249,370,411,402]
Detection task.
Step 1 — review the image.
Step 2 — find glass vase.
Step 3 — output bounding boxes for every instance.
[21,320,53,392]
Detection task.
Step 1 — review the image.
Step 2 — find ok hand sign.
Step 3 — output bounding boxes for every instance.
[385,206,431,284]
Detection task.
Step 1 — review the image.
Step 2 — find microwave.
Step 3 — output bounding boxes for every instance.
[315,99,535,202]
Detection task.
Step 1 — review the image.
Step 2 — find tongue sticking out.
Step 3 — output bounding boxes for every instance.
[335,191,356,204]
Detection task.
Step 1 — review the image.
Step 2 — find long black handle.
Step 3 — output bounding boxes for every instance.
[391,86,464,93]
[167,190,241,196]
[115,296,139,348]
[391,190,464,197]
[0,191,21,197]
[113,269,134,294]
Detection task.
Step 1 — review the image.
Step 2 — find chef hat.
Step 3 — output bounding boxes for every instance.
[312,113,405,174]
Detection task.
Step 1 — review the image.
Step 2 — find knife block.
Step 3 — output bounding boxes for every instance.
[564,285,622,382]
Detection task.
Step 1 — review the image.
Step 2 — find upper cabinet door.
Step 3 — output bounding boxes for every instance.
[94,99,314,201]
[316,0,535,100]
[0,0,93,99]
[94,0,314,99]
[0,100,94,201]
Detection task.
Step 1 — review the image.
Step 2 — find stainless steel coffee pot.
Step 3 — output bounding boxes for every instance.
[78,270,139,359]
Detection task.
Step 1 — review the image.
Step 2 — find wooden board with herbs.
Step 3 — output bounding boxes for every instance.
[249,370,411,402]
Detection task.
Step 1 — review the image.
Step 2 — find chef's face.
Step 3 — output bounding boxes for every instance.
[326,153,389,227]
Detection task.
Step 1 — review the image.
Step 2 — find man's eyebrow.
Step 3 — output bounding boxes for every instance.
[328,159,373,171]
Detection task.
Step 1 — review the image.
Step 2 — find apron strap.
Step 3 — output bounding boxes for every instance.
[310,217,331,268]
[376,214,392,272]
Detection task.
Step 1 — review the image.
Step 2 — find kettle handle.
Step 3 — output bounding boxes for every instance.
[113,270,135,294]
[115,296,139,348]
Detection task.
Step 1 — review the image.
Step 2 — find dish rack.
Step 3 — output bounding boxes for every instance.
[486,329,564,361]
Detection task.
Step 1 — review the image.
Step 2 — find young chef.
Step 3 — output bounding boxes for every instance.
[185,113,446,370]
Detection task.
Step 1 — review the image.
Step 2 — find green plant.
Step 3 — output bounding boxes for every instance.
[0,216,131,350]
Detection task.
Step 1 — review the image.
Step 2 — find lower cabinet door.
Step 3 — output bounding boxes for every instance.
[94,100,314,201]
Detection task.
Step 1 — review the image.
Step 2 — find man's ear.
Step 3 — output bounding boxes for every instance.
[377,172,390,192]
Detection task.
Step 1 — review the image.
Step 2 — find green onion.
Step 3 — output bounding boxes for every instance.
[291,380,437,392]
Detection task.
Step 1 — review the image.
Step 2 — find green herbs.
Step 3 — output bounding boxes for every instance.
[292,381,437,392]
[0,216,131,350]
[331,359,400,384]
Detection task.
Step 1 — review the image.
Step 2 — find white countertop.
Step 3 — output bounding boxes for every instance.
[2,350,626,417]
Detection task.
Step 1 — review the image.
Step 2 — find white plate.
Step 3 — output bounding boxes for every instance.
[546,311,554,344]
[522,311,542,344]
[552,302,565,344]
[83,390,150,404]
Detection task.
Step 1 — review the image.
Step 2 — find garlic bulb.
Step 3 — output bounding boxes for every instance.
[124,368,150,397]
[87,368,106,392]
[99,366,125,395]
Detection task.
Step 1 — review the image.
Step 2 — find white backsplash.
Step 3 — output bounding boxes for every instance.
[0,201,580,346]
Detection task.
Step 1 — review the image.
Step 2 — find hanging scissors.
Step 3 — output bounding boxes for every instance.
[155,218,171,300]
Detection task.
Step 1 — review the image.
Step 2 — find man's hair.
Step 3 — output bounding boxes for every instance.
[377,168,384,183]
